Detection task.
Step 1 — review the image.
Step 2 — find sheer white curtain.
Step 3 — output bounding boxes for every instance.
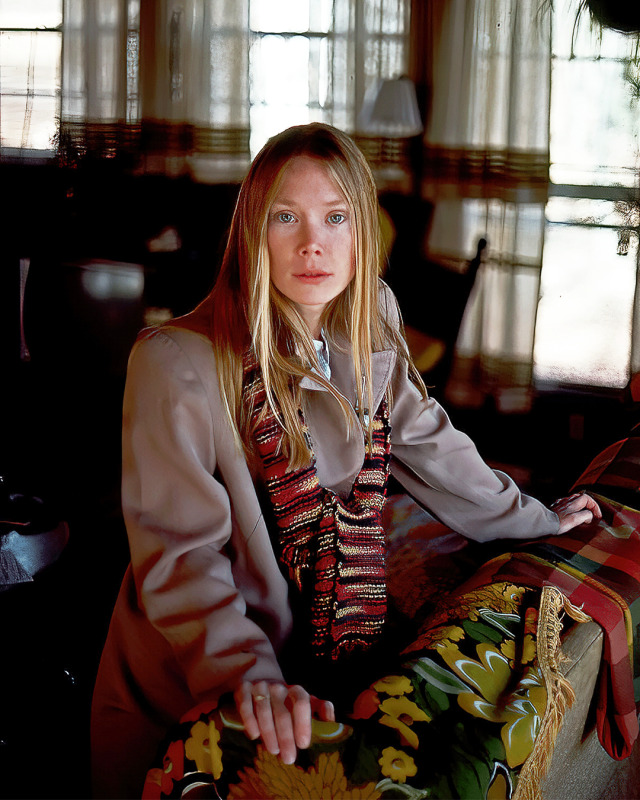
[61,0,251,178]
[60,0,410,178]
[62,0,133,123]
[421,0,551,410]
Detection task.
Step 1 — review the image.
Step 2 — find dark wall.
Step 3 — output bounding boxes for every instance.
[2,160,240,500]
[0,159,240,799]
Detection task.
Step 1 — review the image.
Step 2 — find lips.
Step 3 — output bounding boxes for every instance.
[294,271,332,282]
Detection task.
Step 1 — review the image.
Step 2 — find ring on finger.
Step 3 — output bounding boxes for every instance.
[253,694,269,702]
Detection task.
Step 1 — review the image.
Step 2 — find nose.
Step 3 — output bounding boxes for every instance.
[297,219,323,257]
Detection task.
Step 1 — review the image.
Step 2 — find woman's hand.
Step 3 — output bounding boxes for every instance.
[551,492,602,534]
[234,680,335,764]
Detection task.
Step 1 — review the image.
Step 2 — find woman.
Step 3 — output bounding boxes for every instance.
[90,122,599,798]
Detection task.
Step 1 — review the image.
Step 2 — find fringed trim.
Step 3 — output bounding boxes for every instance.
[513,586,593,800]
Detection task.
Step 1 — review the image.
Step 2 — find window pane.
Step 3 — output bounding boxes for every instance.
[365,0,407,35]
[552,0,636,60]
[0,0,62,29]
[0,31,60,95]
[250,0,332,34]
[545,196,639,229]
[250,35,310,106]
[249,34,311,153]
[539,3,640,390]
[1,95,59,149]
[550,57,640,187]
[247,0,411,156]
[550,1,640,187]
[128,0,140,28]
[0,30,61,150]
[534,224,635,387]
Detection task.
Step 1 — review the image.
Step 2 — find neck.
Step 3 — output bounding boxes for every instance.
[296,308,323,339]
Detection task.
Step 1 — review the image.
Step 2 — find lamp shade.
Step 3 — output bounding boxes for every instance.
[357,77,423,138]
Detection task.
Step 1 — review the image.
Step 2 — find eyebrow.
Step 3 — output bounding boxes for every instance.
[271,197,348,207]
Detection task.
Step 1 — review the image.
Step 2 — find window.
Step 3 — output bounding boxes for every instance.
[249,0,337,156]
[248,0,410,157]
[0,0,410,165]
[0,0,62,156]
[533,0,640,389]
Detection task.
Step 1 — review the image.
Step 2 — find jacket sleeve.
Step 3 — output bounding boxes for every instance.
[381,289,560,542]
[121,330,285,703]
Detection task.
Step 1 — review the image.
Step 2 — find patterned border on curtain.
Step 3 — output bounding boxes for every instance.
[55,120,251,171]
[422,146,549,203]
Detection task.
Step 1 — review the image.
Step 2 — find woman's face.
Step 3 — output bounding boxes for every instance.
[267,156,355,338]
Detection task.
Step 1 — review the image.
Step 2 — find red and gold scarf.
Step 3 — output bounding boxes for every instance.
[243,352,392,661]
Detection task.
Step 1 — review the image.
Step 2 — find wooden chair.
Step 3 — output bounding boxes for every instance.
[379,191,486,390]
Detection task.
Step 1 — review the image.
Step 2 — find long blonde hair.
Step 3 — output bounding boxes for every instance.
[206,122,425,468]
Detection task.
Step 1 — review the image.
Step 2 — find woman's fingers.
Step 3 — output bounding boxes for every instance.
[557,508,593,533]
[552,492,602,533]
[286,685,312,752]
[234,680,271,744]
[252,682,282,757]
[585,494,603,519]
[234,681,328,764]
[234,679,282,755]
[310,696,335,723]
[269,683,301,763]
[552,492,601,514]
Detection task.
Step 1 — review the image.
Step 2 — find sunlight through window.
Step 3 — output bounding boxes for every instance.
[0,0,62,152]
[534,0,640,389]
[249,0,334,156]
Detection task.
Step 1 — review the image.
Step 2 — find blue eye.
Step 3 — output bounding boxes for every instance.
[276,212,295,223]
[327,213,346,225]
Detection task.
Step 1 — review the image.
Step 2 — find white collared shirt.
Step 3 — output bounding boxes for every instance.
[313,332,331,380]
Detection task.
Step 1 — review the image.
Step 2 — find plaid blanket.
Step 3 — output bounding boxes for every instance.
[450,427,640,761]
[453,494,640,760]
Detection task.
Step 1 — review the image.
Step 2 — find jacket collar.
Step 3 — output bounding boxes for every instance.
[299,335,396,415]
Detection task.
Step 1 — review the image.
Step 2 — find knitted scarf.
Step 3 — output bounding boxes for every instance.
[243,352,392,661]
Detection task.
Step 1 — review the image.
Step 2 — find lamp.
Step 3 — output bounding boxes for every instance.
[357,77,423,138]
[356,77,422,193]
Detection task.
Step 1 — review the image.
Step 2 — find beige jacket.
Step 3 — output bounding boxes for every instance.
[91,285,559,797]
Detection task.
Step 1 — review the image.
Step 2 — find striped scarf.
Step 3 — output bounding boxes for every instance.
[243,352,392,661]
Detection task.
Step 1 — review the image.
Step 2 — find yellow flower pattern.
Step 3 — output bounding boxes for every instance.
[501,633,536,666]
[227,748,381,799]
[405,582,526,653]
[436,638,547,767]
[184,719,223,780]
[378,695,431,749]
[378,747,418,783]
[372,674,413,695]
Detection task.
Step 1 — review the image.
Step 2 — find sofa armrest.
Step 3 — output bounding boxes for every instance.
[541,621,640,799]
